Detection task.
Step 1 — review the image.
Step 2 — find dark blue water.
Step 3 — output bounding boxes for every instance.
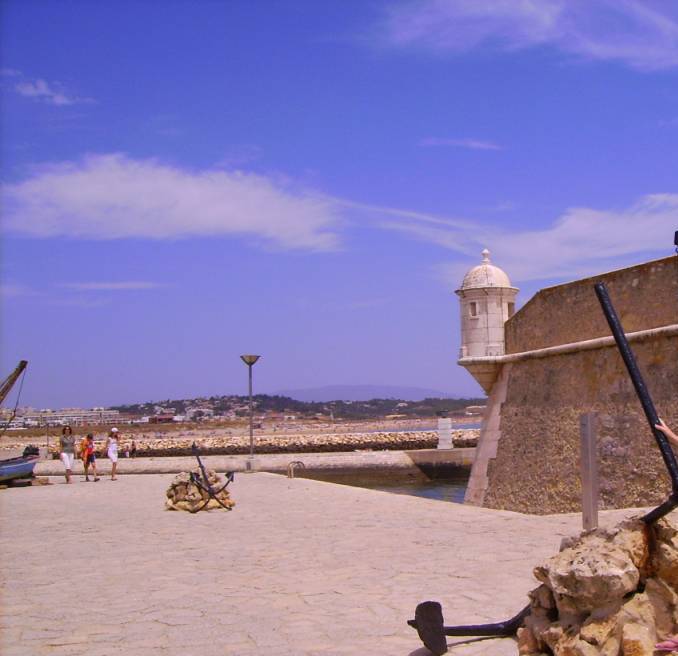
[309,470,470,504]
[364,477,469,503]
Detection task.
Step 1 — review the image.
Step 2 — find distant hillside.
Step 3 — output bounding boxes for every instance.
[277,385,455,402]
[110,393,486,420]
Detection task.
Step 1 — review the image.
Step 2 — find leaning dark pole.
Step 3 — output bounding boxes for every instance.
[594,281,678,524]
[408,281,678,655]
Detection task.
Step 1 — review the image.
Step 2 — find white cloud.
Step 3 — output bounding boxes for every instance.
[3,154,675,284]
[419,137,502,150]
[1,154,342,251]
[14,77,94,106]
[386,193,678,282]
[59,281,162,291]
[48,297,110,308]
[334,197,475,229]
[0,283,37,298]
[383,0,678,71]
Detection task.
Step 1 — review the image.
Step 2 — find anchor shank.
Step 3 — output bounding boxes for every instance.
[594,282,678,495]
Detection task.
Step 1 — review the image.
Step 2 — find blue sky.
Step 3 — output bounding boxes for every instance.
[2,0,678,408]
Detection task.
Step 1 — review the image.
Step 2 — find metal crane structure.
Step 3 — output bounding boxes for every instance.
[0,360,39,484]
[0,360,28,406]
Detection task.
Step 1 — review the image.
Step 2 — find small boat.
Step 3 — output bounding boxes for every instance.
[0,361,37,483]
[0,452,40,483]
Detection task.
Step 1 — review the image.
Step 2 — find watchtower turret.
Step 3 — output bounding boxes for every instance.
[455,249,518,391]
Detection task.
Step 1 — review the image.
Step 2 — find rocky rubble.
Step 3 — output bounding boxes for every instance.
[139,431,442,456]
[518,515,678,656]
[165,470,235,512]
[38,430,477,458]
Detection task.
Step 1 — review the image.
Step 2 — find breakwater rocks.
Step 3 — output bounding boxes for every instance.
[42,429,478,458]
[519,514,678,656]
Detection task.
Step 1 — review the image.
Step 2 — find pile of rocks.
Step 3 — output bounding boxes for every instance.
[518,515,678,655]
[107,431,443,457]
[165,470,235,512]
[15,427,480,459]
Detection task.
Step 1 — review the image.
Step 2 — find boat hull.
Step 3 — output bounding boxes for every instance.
[0,455,39,482]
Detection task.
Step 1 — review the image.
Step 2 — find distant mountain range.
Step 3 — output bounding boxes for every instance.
[276,384,462,402]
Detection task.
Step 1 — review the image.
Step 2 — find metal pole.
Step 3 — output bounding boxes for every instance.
[594,282,678,524]
[248,364,254,459]
[579,413,599,531]
[594,282,678,492]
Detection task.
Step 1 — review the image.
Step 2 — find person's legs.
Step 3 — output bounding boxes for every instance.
[83,461,89,481]
[60,453,72,483]
[109,449,118,480]
[89,456,99,481]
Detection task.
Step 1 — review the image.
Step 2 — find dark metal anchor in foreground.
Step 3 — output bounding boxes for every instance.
[188,442,235,514]
[594,282,678,525]
[409,281,678,655]
[408,602,531,655]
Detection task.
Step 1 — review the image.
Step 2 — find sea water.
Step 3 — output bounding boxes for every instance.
[343,474,469,503]
[301,470,470,504]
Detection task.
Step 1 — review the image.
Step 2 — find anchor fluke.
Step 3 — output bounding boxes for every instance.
[408,601,448,655]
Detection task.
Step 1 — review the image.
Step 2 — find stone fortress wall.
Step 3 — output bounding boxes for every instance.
[469,255,678,514]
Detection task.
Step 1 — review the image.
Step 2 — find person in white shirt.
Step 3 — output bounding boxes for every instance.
[105,427,120,481]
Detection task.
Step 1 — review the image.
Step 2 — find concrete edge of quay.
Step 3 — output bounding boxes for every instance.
[34,447,476,476]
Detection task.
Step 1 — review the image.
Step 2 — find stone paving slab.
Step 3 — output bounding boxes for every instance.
[0,472,642,655]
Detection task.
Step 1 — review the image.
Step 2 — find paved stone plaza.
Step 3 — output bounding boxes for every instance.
[0,472,640,656]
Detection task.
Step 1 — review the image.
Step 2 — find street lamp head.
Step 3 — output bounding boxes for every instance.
[240,354,261,366]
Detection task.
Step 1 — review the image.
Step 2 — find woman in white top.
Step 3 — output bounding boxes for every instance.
[105,427,120,481]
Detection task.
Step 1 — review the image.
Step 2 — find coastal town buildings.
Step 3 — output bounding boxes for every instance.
[9,407,122,427]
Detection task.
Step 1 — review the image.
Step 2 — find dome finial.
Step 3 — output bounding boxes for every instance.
[481,248,490,263]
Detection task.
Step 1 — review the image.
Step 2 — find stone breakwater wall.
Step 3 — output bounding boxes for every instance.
[35,448,476,477]
[519,513,678,656]
[44,430,478,459]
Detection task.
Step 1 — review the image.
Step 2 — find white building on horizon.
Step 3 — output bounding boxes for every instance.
[13,407,122,427]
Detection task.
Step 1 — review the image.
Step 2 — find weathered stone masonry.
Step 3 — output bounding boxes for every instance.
[466,255,678,514]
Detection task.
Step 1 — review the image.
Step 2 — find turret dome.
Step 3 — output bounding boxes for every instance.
[454,248,519,391]
[458,249,514,291]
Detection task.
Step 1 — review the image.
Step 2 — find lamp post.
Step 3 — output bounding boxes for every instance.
[240,354,260,464]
